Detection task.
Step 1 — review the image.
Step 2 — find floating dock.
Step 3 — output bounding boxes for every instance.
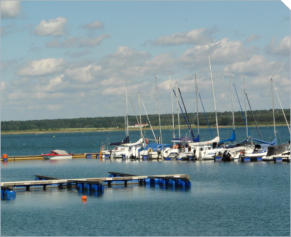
[1,153,89,162]
[1,172,191,200]
[2,153,289,162]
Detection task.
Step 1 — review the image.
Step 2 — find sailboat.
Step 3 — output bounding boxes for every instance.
[187,57,221,160]
[162,85,198,160]
[136,91,168,160]
[262,78,290,162]
[100,88,130,159]
[107,88,145,160]
[240,78,277,161]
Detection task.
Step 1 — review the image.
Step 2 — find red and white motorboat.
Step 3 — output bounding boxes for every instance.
[42,150,72,160]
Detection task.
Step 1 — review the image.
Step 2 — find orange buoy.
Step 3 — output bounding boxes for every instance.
[2,154,8,162]
[81,195,87,202]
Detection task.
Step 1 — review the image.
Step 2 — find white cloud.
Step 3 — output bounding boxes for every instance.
[79,34,110,47]
[153,28,213,46]
[34,17,67,36]
[42,74,64,91]
[180,38,249,66]
[142,54,177,75]
[65,64,102,82]
[0,81,6,91]
[83,21,104,29]
[102,83,143,96]
[115,46,147,58]
[212,38,248,63]
[101,46,150,74]
[0,0,20,18]
[158,79,177,90]
[47,34,110,48]
[266,36,291,56]
[100,77,125,86]
[224,55,279,76]
[19,58,64,76]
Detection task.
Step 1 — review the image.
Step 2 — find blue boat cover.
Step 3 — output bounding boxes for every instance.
[194,134,200,142]
[252,137,277,146]
[219,130,236,145]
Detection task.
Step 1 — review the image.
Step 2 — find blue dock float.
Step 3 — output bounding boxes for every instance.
[214,156,222,162]
[241,157,251,162]
[85,153,93,159]
[256,157,263,161]
[273,157,283,163]
[1,189,16,200]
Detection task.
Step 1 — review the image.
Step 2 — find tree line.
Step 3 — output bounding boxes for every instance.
[2,109,290,131]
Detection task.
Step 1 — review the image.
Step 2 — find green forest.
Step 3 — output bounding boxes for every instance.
[2,109,290,132]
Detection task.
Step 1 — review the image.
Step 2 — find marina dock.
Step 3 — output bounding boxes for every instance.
[1,153,289,162]
[1,172,191,200]
[1,153,91,162]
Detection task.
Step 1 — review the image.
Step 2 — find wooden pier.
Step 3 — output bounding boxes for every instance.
[1,172,191,200]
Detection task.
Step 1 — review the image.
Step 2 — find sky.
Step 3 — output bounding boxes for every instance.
[0,0,290,121]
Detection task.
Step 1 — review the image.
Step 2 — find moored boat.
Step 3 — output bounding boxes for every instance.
[42,150,72,160]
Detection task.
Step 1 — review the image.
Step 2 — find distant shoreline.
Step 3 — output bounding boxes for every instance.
[2,124,289,135]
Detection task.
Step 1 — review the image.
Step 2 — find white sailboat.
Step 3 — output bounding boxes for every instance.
[188,57,220,160]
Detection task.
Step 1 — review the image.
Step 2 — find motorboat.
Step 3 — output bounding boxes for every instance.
[42,150,72,160]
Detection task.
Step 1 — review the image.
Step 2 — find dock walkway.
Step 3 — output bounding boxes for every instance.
[1,172,191,200]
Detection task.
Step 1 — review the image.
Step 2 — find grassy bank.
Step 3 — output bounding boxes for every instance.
[2,123,289,135]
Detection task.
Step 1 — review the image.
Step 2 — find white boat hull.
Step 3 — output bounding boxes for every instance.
[44,155,72,160]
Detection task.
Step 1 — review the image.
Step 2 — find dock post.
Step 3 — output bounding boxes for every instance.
[124,180,128,187]
[67,182,72,190]
[26,186,30,191]
[107,181,112,188]
[138,179,144,186]
[58,183,64,189]
[43,185,47,191]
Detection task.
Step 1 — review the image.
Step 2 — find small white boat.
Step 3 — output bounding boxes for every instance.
[42,150,72,160]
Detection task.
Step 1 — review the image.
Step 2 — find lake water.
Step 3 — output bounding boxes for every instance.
[1,127,290,236]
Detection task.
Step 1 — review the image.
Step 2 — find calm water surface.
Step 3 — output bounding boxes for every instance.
[1,127,290,236]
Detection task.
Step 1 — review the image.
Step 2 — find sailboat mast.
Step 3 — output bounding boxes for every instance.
[274,84,290,133]
[176,83,181,138]
[124,87,129,137]
[230,77,235,130]
[171,88,175,138]
[208,56,220,138]
[271,78,277,140]
[141,97,157,142]
[243,78,249,138]
[155,76,162,144]
[194,73,200,135]
[138,93,143,138]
